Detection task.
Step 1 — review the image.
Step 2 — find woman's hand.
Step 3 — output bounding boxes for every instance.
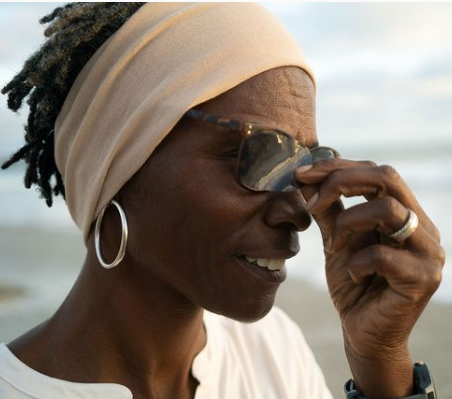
[295,159,445,397]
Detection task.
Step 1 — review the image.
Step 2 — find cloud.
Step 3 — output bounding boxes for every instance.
[259,3,452,149]
[263,3,452,80]
[1,3,451,156]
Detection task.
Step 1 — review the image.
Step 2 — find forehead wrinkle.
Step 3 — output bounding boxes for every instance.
[247,66,314,104]
[227,108,315,147]
[237,81,313,109]
[199,67,317,145]
[236,97,315,146]
[234,74,315,125]
[239,92,313,114]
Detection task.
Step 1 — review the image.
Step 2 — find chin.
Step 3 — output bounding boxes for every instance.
[206,293,277,323]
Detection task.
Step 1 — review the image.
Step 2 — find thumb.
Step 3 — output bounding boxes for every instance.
[300,184,344,252]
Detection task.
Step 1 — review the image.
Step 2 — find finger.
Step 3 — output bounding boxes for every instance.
[296,159,373,245]
[295,158,376,185]
[299,183,344,247]
[347,245,444,302]
[296,161,439,242]
[331,196,435,254]
[298,183,319,205]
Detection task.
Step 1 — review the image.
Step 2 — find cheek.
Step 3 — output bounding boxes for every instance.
[174,157,248,245]
[123,153,279,320]
[127,155,251,269]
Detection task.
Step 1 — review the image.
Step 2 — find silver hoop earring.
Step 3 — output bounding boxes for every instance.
[95,199,128,269]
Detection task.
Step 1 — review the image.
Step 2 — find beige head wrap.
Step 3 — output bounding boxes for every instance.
[54,2,315,246]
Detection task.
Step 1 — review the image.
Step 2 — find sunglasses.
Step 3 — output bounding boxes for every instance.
[185,108,340,192]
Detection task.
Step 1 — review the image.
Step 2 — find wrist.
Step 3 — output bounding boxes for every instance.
[344,362,437,399]
[344,340,414,397]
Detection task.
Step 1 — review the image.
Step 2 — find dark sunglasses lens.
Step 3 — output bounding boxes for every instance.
[238,130,312,192]
[238,133,339,192]
[310,146,339,162]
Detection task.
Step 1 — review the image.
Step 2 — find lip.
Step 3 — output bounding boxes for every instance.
[238,252,298,260]
[233,255,287,284]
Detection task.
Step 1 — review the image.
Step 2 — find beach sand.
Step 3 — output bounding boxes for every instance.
[0,225,451,398]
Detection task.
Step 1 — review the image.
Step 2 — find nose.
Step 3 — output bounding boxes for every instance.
[262,190,312,232]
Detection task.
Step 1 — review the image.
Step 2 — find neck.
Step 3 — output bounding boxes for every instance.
[15,246,206,398]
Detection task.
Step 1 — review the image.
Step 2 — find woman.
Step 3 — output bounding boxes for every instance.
[0,3,444,399]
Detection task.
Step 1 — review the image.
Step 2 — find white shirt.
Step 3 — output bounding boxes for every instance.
[0,306,333,398]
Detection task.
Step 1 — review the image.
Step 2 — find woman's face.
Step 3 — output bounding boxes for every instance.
[119,66,318,322]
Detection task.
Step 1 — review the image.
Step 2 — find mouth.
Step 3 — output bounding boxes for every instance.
[234,254,287,284]
[239,254,286,270]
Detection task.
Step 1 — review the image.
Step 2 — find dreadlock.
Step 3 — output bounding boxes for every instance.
[1,2,145,206]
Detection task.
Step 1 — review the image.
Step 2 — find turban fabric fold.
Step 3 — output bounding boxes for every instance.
[54,2,315,245]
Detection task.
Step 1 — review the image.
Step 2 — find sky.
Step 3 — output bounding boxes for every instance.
[264,2,452,153]
[1,2,451,158]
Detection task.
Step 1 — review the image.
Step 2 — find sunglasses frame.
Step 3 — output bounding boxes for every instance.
[184,108,339,191]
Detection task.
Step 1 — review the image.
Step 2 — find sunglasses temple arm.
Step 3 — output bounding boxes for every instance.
[185,109,249,134]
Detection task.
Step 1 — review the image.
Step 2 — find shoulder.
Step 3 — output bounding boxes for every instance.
[0,343,34,398]
[0,343,132,399]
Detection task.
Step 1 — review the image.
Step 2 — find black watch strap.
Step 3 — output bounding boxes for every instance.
[343,362,437,399]
[414,362,436,399]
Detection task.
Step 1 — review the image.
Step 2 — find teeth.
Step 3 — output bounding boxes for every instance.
[244,256,285,271]
[267,258,282,270]
[256,258,268,267]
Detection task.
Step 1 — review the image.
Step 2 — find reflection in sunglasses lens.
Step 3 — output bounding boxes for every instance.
[238,130,312,191]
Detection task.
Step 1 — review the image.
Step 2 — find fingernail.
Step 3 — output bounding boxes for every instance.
[299,191,307,204]
[296,164,313,174]
[305,192,319,209]
[325,237,333,253]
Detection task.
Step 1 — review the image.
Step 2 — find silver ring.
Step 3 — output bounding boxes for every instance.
[95,199,128,269]
[388,209,419,243]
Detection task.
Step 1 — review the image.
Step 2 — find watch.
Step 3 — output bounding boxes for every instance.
[343,361,437,399]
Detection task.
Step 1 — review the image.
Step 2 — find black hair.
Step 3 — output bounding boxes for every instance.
[1,2,145,206]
